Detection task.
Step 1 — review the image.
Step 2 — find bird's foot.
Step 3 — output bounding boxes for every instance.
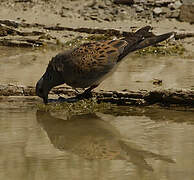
[57,96,80,103]
[45,88,94,104]
[76,91,93,100]
[47,98,58,103]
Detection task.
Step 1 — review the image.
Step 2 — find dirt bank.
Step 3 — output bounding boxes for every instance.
[0,0,194,53]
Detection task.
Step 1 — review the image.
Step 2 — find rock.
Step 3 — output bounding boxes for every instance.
[162,7,171,15]
[0,24,18,36]
[113,0,134,5]
[182,0,194,5]
[153,79,162,86]
[165,9,179,18]
[179,5,194,23]
[153,7,163,15]
[104,17,112,21]
[0,20,19,28]
[145,0,155,6]
[133,4,144,12]
[155,0,175,7]
[173,1,182,9]
[168,3,174,9]
[98,4,105,9]
[170,10,180,18]
[134,0,146,3]
[168,1,182,10]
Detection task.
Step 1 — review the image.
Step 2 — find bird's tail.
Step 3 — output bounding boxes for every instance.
[118,26,174,61]
[132,31,174,52]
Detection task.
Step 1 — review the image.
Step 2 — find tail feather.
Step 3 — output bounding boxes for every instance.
[131,32,174,52]
[118,26,174,62]
[135,25,153,38]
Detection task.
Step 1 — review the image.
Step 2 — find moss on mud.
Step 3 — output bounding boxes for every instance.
[135,42,186,56]
[37,98,114,115]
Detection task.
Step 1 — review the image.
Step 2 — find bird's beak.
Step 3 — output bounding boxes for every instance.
[43,96,48,104]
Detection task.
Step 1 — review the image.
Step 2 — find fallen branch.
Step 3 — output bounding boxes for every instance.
[0,84,194,107]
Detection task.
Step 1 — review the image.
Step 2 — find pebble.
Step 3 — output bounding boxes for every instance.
[153,7,163,15]
[133,4,144,12]
[155,0,175,6]
[170,10,180,18]
[182,0,194,5]
[173,1,182,9]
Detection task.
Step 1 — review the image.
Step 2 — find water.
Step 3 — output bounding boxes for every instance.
[0,47,194,90]
[0,102,194,180]
[0,47,194,180]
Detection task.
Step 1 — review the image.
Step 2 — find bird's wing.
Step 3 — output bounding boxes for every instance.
[49,26,173,74]
[47,40,128,75]
[68,39,128,74]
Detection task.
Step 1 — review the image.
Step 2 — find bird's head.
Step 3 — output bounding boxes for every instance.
[36,72,51,104]
[36,61,64,104]
[36,52,72,103]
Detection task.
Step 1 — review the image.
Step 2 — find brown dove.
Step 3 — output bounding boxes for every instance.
[36,26,173,103]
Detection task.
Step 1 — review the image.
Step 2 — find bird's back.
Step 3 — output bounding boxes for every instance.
[50,39,128,88]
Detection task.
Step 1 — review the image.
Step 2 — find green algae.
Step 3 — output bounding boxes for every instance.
[135,42,186,56]
[37,98,114,115]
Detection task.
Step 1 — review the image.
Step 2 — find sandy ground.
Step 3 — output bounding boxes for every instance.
[0,0,194,51]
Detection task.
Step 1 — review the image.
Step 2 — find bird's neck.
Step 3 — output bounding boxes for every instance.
[47,70,65,91]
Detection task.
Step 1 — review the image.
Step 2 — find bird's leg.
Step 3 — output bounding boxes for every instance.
[73,88,80,94]
[83,84,98,94]
[76,84,98,99]
[57,85,98,103]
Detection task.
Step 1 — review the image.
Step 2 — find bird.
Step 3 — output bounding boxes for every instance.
[36,26,174,104]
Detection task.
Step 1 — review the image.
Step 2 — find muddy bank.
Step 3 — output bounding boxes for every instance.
[0,19,194,48]
[0,0,193,53]
[1,83,194,107]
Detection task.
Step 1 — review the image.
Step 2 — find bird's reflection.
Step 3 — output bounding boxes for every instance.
[36,110,174,171]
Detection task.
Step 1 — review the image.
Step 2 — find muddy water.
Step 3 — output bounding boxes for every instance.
[0,102,194,180]
[1,47,194,179]
[0,47,194,90]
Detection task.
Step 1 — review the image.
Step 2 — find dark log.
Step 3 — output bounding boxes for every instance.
[0,84,194,107]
